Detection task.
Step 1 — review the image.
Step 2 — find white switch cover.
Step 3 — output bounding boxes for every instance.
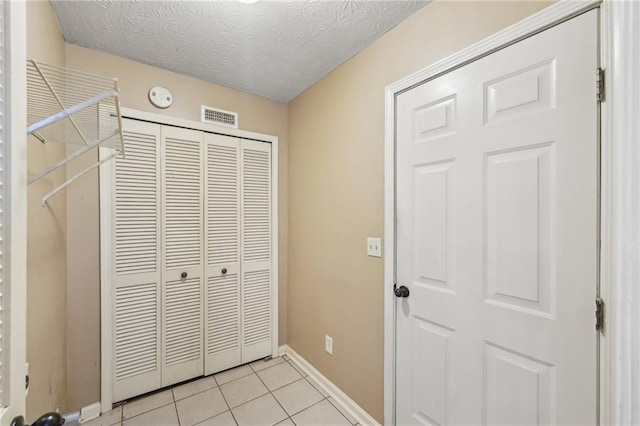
[325,335,333,355]
[367,237,382,257]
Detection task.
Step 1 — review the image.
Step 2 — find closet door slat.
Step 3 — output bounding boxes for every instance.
[241,140,272,363]
[161,125,204,387]
[112,119,162,402]
[204,133,242,374]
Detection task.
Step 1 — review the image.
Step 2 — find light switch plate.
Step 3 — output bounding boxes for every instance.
[367,237,382,257]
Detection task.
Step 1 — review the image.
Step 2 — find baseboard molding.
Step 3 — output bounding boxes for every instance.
[278,344,289,357]
[285,347,380,426]
[78,401,101,423]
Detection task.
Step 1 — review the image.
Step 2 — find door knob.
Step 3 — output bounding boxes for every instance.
[394,284,410,298]
[181,272,187,278]
[221,268,227,274]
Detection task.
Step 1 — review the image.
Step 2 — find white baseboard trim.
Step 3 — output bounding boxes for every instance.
[79,401,101,423]
[284,347,380,426]
[278,344,289,357]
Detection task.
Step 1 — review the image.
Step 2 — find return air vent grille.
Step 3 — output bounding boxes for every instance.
[201,105,238,129]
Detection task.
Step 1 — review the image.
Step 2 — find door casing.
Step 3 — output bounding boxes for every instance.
[383,0,608,424]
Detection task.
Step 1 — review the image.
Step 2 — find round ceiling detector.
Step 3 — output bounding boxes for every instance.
[237,0,259,4]
[148,86,172,109]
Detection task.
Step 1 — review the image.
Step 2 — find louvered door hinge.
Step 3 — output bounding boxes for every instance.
[596,297,605,333]
[596,68,605,102]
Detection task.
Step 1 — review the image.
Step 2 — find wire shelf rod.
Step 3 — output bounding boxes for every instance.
[27,128,119,185]
[42,151,121,206]
[26,89,118,135]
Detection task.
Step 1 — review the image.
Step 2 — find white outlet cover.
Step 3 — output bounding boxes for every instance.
[367,237,382,257]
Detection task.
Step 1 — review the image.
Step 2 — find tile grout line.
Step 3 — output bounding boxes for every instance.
[113,356,353,426]
[216,375,240,426]
[285,358,355,426]
[257,362,340,425]
[254,366,291,425]
[326,396,358,425]
[171,385,182,426]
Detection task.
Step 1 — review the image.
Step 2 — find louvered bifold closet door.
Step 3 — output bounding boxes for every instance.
[112,119,162,402]
[240,140,273,363]
[161,126,204,387]
[204,133,242,375]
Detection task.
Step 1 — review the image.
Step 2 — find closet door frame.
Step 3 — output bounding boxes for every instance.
[100,108,279,411]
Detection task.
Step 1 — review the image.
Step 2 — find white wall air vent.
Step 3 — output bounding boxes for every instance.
[201,105,238,129]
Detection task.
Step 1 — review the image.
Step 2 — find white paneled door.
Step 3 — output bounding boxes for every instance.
[240,140,272,363]
[204,133,242,374]
[112,119,162,402]
[161,126,204,387]
[395,10,598,425]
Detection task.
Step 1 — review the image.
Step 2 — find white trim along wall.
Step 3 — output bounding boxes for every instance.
[100,108,279,411]
[600,1,640,423]
[280,345,381,426]
[1,1,28,422]
[381,0,640,424]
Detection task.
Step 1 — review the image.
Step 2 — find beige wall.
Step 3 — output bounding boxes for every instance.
[26,1,68,420]
[64,44,289,409]
[287,1,552,422]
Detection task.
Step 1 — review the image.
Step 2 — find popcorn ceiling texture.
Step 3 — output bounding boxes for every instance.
[50,0,428,102]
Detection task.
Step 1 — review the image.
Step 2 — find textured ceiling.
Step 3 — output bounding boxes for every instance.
[50,0,428,103]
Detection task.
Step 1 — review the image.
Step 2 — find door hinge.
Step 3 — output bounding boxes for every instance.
[596,68,605,102]
[595,297,605,333]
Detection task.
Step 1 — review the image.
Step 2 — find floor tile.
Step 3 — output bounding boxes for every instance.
[83,406,122,426]
[257,362,302,391]
[173,375,218,401]
[195,410,237,426]
[123,404,178,426]
[250,356,286,372]
[272,378,323,416]
[291,400,351,426]
[123,389,174,420]
[304,377,329,398]
[220,373,269,408]
[275,419,294,426]
[287,360,307,377]
[327,397,358,424]
[214,364,254,385]
[231,393,288,426]
[176,387,229,426]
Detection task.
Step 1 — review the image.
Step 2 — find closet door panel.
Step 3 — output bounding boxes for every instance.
[241,140,273,363]
[161,125,204,387]
[112,119,162,402]
[204,134,242,374]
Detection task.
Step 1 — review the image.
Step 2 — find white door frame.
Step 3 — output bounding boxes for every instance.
[1,0,28,422]
[100,108,279,411]
[383,0,639,423]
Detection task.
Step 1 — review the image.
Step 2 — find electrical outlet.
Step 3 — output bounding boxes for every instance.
[367,237,382,257]
[325,335,333,355]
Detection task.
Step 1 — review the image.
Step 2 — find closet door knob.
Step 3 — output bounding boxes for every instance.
[221,268,227,274]
[181,272,188,278]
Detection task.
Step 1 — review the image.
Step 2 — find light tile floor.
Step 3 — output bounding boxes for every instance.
[86,355,360,426]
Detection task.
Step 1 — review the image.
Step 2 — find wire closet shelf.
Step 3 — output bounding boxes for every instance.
[26,59,125,205]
